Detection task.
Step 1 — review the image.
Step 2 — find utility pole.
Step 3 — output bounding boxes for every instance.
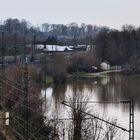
[23,35,26,62]
[23,62,29,140]
[0,32,5,104]
[62,100,135,140]
[44,53,47,107]
[125,100,134,140]
[1,32,5,70]
[31,34,36,62]
[44,52,47,83]
[120,100,134,140]
[131,101,134,140]
[23,35,29,140]
[129,100,134,140]
[14,33,17,64]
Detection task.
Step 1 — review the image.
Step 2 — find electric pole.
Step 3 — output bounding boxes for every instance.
[129,100,134,140]
[23,62,29,140]
[14,33,17,64]
[62,100,135,140]
[128,100,134,140]
[1,32,5,70]
[120,100,134,140]
[23,35,26,62]
[23,35,29,140]
[31,34,36,62]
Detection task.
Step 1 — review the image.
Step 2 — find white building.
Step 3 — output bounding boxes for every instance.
[100,61,110,70]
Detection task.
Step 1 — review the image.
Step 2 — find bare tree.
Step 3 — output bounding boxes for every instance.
[65,93,123,140]
[68,92,89,140]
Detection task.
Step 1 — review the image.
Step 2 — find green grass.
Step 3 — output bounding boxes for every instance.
[69,71,109,79]
[45,75,53,85]
[71,72,88,78]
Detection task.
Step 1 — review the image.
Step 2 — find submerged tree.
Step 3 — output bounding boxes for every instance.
[65,92,124,140]
[68,92,89,140]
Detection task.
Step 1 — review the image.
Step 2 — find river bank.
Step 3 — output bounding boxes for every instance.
[69,70,124,79]
[42,73,140,140]
[44,70,124,86]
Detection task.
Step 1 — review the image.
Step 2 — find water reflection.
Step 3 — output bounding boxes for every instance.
[42,74,140,139]
[52,84,67,109]
[42,74,140,113]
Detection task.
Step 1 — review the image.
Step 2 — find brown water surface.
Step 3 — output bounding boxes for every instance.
[42,74,140,139]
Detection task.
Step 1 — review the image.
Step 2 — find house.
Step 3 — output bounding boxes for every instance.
[71,45,87,51]
[44,45,74,52]
[28,43,95,53]
[70,45,95,52]
[100,61,110,70]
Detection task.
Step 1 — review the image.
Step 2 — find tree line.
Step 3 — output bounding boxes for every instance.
[0,65,124,140]
[1,18,140,70]
[0,18,108,41]
[95,25,140,71]
[0,18,42,36]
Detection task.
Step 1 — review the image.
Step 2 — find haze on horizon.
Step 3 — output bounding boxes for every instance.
[0,0,140,29]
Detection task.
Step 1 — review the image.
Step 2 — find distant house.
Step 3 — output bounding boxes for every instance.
[71,45,87,51]
[100,61,110,70]
[36,45,44,50]
[70,45,95,52]
[28,43,95,53]
[27,44,95,58]
[44,45,74,52]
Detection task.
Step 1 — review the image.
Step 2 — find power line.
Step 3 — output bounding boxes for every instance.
[64,100,132,104]
[61,101,129,132]
[0,77,25,94]
[0,105,49,139]
[62,100,135,140]
[0,120,26,140]
[0,75,23,88]
[22,62,29,140]
[65,101,121,104]
[0,75,42,100]
[8,125,26,140]
[0,88,42,114]
[11,116,38,140]
[0,86,40,140]
[14,115,52,139]
[11,114,49,139]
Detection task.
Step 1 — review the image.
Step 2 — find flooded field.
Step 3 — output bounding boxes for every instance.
[42,74,140,140]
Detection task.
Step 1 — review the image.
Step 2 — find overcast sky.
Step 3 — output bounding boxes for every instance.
[0,0,140,29]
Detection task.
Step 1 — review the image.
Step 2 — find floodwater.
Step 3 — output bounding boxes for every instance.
[42,74,140,140]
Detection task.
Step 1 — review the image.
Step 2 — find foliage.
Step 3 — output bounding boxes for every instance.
[95,25,140,68]
[67,53,97,74]
[0,65,52,140]
[0,18,109,45]
[47,92,124,140]
[41,53,68,85]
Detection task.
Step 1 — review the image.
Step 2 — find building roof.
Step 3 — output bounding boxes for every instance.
[44,45,74,52]
[33,44,95,52]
